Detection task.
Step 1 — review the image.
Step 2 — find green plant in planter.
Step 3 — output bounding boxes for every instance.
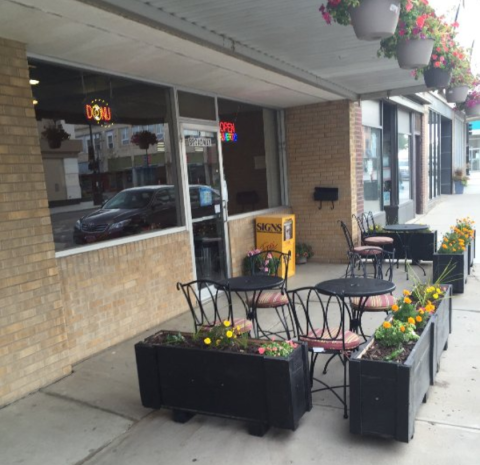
[390,290,432,330]
[319,0,360,26]
[242,248,280,276]
[452,168,469,186]
[374,319,419,361]
[295,243,314,260]
[41,123,70,148]
[456,88,480,112]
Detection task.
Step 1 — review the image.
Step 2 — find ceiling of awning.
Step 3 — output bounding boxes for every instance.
[0,0,433,108]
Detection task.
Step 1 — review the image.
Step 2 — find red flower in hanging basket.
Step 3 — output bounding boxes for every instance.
[131,130,158,150]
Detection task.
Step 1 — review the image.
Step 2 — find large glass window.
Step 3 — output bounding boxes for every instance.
[218,98,281,215]
[30,59,179,252]
[363,127,382,213]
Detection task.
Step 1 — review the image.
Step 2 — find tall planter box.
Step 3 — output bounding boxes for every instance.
[433,250,468,294]
[350,317,433,443]
[380,230,437,261]
[135,332,312,436]
[430,285,453,384]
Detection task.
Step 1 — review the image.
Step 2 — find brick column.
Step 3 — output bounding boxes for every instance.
[0,38,71,407]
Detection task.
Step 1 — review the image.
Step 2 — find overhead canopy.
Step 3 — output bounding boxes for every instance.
[0,0,441,108]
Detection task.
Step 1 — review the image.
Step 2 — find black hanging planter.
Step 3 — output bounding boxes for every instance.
[424,67,452,89]
[349,0,400,41]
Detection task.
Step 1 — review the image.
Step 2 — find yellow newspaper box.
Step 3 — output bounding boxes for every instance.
[255,214,295,278]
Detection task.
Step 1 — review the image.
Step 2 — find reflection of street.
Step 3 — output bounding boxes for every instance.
[51,208,97,251]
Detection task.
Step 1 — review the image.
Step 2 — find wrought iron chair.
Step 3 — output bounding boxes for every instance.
[340,220,384,263]
[177,279,252,334]
[346,249,396,340]
[245,249,295,340]
[287,286,361,419]
[352,212,394,248]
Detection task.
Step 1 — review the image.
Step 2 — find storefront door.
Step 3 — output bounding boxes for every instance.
[181,124,229,281]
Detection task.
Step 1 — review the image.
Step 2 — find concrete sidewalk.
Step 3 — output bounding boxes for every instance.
[1,183,480,465]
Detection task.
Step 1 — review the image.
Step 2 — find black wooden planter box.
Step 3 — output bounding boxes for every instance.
[380,230,437,262]
[430,285,452,385]
[135,331,312,436]
[349,317,434,443]
[433,250,468,294]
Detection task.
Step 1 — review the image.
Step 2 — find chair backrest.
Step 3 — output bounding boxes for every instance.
[247,249,291,285]
[352,213,368,243]
[287,287,349,348]
[339,220,355,252]
[346,249,395,282]
[177,279,232,331]
[364,211,378,236]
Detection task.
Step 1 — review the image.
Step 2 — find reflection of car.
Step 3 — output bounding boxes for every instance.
[73,185,220,244]
[399,160,409,181]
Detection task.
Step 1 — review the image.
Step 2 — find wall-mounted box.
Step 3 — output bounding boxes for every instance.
[313,187,339,201]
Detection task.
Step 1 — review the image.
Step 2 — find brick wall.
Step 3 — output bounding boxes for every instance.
[228,207,292,277]
[0,38,71,406]
[285,100,358,263]
[353,103,365,217]
[57,232,193,364]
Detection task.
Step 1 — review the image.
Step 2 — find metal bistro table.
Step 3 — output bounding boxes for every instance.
[315,277,396,340]
[219,275,284,339]
[382,223,430,279]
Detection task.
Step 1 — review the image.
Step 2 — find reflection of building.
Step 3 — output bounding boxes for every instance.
[469,121,480,171]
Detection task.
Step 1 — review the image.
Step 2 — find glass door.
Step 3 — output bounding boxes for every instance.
[182,124,228,281]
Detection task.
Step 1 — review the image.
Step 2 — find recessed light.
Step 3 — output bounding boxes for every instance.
[29,79,40,86]
[32,99,38,105]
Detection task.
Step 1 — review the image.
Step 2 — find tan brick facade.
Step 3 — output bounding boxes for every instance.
[57,232,193,364]
[285,100,358,263]
[0,38,71,406]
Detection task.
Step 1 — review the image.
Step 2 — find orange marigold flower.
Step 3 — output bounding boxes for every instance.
[403,290,411,296]
[391,304,399,312]
[383,321,392,329]
[442,244,447,249]
[416,316,422,323]
[400,326,406,333]
[408,317,415,325]
[404,297,412,304]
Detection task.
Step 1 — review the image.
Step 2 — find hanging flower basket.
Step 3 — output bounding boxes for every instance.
[465,104,480,117]
[424,67,452,89]
[396,38,434,69]
[446,86,469,104]
[349,0,400,41]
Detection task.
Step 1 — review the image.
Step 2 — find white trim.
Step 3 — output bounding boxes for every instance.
[227,206,291,223]
[390,96,426,114]
[55,226,186,258]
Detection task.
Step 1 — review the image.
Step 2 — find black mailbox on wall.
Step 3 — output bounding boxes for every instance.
[313,187,339,209]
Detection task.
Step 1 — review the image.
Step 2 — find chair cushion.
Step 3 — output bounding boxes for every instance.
[364,236,394,246]
[300,327,360,350]
[246,291,289,308]
[350,294,396,311]
[353,246,383,256]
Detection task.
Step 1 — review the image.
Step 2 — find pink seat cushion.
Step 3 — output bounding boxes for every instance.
[247,291,289,308]
[350,294,396,311]
[353,246,383,256]
[300,327,361,350]
[364,236,394,246]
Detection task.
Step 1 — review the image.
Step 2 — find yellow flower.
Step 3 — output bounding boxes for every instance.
[442,244,447,249]
[204,337,211,345]
[383,321,391,329]
[404,297,412,305]
[223,320,231,327]
[236,325,241,332]
[419,309,425,315]
[403,290,411,296]
[433,293,439,299]
[408,317,415,325]
[226,330,233,338]
[416,316,422,323]
[216,339,221,346]
[400,326,406,333]
[391,304,399,312]
[436,288,441,293]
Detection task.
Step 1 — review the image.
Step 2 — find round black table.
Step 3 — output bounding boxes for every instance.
[219,275,285,339]
[382,223,430,279]
[315,278,396,339]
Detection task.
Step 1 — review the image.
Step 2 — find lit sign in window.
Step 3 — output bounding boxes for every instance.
[85,99,112,126]
[220,121,238,142]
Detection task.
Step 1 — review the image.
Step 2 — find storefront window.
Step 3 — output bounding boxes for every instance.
[30,59,179,252]
[218,99,281,215]
[363,127,382,213]
[398,133,411,202]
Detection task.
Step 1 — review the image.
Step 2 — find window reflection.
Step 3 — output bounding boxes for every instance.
[398,133,411,202]
[363,127,382,213]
